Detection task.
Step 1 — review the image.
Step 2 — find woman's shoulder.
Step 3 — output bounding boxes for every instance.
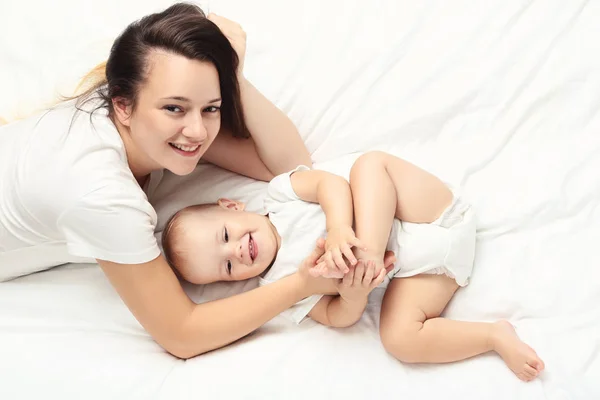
[16,101,129,177]
[4,98,121,146]
[5,101,143,209]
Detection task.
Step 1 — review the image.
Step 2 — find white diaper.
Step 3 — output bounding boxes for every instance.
[383,192,477,288]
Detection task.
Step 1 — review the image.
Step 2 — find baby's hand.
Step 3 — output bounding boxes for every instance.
[337,260,387,303]
[314,225,366,278]
[311,249,396,279]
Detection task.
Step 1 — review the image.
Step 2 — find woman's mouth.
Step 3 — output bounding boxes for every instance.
[169,142,201,157]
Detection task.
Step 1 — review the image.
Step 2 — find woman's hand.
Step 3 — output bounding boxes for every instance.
[297,238,341,295]
[336,260,387,304]
[208,13,246,77]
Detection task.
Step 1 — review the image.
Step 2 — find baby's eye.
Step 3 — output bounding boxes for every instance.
[227,261,232,275]
[224,227,229,242]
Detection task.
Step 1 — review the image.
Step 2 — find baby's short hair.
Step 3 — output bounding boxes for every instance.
[161,203,219,272]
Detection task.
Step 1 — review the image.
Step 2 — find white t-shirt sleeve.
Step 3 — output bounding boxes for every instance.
[57,183,160,264]
[265,165,311,210]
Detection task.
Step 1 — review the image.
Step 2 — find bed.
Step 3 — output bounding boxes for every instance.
[1,0,599,399]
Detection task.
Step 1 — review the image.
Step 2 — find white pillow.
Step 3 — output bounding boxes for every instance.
[151,162,268,235]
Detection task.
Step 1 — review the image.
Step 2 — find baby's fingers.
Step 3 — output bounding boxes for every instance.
[341,244,357,266]
[316,249,333,266]
[342,266,355,287]
[351,236,367,252]
[317,252,335,274]
[332,248,349,273]
[315,262,329,276]
[353,261,365,286]
[324,251,335,269]
[309,263,325,277]
[371,266,387,288]
[314,262,344,279]
[362,261,375,287]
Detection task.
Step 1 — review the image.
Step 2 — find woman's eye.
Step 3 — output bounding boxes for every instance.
[204,106,221,113]
[164,105,183,113]
[227,261,232,274]
[224,227,229,242]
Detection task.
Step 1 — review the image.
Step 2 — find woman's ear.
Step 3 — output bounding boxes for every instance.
[112,97,133,127]
[217,198,246,211]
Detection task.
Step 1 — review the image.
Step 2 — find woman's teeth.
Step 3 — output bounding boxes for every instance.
[170,143,199,152]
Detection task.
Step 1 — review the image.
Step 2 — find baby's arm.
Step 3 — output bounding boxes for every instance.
[290,169,353,234]
[291,170,364,275]
[308,260,386,328]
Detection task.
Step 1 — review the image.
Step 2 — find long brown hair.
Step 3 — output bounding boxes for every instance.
[73,3,249,138]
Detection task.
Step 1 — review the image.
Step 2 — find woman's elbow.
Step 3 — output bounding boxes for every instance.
[268,156,312,177]
[285,139,312,170]
[157,329,211,360]
[161,338,202,360]
[298,149,313,169]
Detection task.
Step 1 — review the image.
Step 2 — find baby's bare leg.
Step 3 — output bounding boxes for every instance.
[350,152,545,380]
[380,273,545,381]
[349,151,452,262]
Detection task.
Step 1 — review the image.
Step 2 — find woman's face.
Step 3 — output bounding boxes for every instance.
[118,50,223,176]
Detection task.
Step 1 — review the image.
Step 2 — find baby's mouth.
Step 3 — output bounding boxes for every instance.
[249,234,257,261]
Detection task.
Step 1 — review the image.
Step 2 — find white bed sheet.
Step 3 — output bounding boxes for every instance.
[1,0,600,399]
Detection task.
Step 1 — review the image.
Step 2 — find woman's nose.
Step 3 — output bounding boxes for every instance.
[183,113,208,141]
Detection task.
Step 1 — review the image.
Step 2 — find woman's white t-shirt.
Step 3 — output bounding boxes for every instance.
[0,101,161,281]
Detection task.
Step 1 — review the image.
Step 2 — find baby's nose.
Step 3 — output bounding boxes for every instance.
[235,242,243,261]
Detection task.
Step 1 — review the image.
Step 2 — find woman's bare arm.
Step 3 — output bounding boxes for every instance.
[97,242,331,359]
[203,78,311,180]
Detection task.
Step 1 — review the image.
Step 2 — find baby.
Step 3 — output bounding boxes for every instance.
[162,151,545,382]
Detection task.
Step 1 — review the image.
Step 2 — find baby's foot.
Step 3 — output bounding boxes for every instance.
[492,321,545,382]
[353,249,396,275]
[382,251,396,272]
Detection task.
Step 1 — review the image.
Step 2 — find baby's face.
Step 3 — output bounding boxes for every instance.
[176,205,280,284]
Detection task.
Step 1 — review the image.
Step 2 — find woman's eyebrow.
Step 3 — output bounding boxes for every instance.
[160,96,222,103]
[161,96,190,102]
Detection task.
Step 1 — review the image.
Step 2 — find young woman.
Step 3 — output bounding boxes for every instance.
[0,3,333,359]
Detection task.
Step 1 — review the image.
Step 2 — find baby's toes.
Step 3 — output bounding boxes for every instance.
[528,357,545,373]
[516,372,530,382]
[523,364,539,379]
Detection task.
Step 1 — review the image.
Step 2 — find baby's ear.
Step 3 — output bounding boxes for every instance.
[217,198,246,211]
